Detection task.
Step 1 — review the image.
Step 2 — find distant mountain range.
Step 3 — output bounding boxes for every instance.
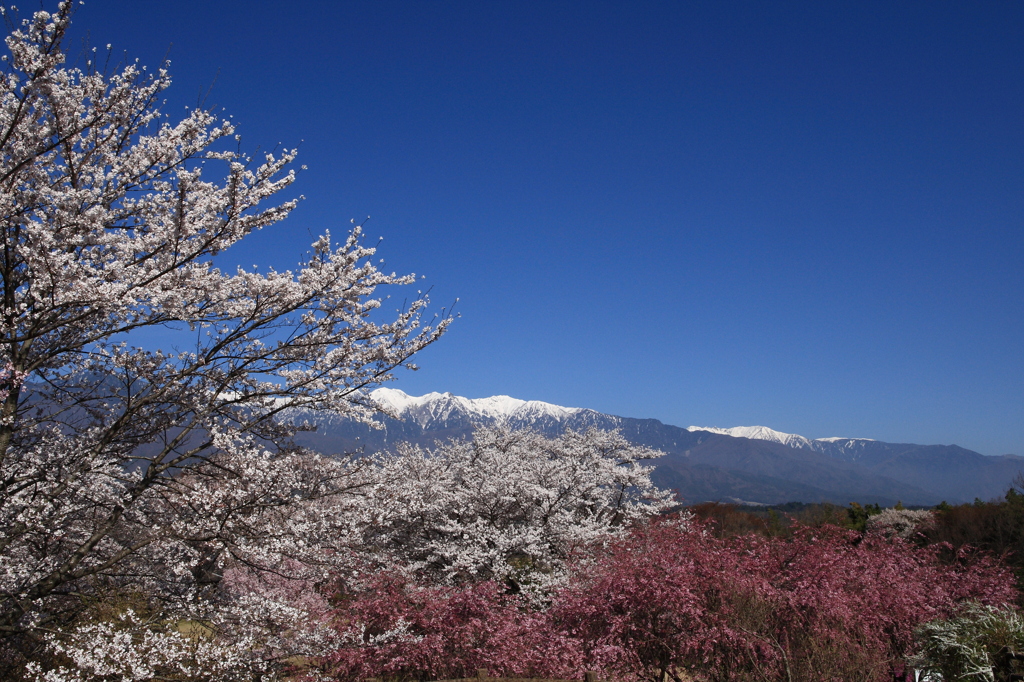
[291,389,1024,507]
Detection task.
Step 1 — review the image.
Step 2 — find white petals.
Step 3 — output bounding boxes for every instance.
[0,2,450,677]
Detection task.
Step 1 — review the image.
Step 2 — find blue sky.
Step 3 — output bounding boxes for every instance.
[67,1,1023,455]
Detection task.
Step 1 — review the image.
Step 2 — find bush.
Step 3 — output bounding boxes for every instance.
[316,575,583,681]
[551,518,1017,682]
[913,602,1024,682]
[318,517,1019,682]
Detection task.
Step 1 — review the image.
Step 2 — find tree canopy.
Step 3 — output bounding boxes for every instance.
[0,0,447,663]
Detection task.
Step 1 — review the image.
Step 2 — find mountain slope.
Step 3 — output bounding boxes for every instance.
[685,424,1024,503]
[290,389,1022,506]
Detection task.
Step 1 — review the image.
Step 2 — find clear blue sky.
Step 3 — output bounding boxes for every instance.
[66,1,1023,455]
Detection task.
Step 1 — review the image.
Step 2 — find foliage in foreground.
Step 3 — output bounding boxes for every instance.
[913,602,1024,682]
[317,518,1018,682]
[15,419,671,681]
[319,577,583,681]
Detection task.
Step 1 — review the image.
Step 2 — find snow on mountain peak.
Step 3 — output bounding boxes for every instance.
[370,387,443,414]
[369,388,581,425]
[370,391,878,453]
[687,425,876,451]
[687,425,815,449]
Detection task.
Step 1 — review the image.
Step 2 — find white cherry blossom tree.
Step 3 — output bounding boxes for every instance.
[0,2,449,674]
[364,426,674,595]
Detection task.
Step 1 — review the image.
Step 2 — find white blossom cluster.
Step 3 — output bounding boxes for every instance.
[865,508,935,539]
[364,426,674,594]
[23,610,268,682]
[0,2,448,677]
[13,423,675,677]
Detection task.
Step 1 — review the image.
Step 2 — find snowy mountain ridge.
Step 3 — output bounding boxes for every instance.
[288,389,1023,505]
[370,389,871,452]
[686,425,875,452]
[369,387,583,428]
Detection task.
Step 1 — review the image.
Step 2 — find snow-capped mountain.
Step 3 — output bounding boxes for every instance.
[687,425,821,450]
[686,425,877,461]
[370,388,583,428]
[291,389,1024,506]
[292,388,623,456]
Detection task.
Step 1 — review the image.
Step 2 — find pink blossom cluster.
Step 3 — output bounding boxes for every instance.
[315,518,1017,682]
[319,577,583,681]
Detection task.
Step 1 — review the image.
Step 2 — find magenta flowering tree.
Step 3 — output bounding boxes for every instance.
[316,573,585,681]
[732,526,1015,682]
[549,518,753,682]
[550,519,1017,682]
[315,516,1016,681]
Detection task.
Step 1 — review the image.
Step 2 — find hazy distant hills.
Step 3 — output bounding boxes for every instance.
[291,389,1024,507]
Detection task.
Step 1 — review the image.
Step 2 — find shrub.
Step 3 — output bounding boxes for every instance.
[551,518,1017,682]
[912,602,1024,682]
[316,575,584,681]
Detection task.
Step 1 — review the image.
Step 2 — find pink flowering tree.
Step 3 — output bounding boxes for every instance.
[315,573,585,681]
[314,516,1016,681]
[0,2,449,676]
[549,518,751,682]
[551,518,1017,682]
